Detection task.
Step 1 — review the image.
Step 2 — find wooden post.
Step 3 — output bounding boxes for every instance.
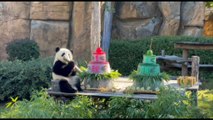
[182,49,189,76]
[191,56,200,82]
[102,2,113,60]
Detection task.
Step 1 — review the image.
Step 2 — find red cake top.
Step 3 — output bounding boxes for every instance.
[93,47,105,55]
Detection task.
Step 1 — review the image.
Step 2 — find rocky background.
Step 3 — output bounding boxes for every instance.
[0,2,208,62]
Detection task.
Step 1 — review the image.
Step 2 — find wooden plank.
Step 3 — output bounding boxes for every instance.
[156,55,191,63]
[164,63,213,69]
[47,91,158,100]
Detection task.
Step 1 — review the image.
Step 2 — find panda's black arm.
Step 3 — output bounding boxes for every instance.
[53,61,75,77]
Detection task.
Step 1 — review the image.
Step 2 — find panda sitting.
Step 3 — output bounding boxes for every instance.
[52,47,83,93]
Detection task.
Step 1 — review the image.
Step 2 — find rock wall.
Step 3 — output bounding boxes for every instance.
[204,7,213,37]
[112,1,205,39]
[0,1,206,61]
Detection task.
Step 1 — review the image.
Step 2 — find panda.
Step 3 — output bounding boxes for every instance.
[52,47,83,93]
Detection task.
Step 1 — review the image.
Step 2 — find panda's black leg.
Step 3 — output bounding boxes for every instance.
[59,80,77,93]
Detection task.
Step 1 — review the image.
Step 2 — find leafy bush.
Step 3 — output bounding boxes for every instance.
[0,88,210,118]
[109,36,213,89]
[129,70,170,91]
[0,57,53,101]
[96,86,206,118]
[198,89,213,118]
[0,89,96,118]
[6,39,40,61]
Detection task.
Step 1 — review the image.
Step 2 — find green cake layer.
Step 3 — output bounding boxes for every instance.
[138,63,160,76]
[143,55,156,64]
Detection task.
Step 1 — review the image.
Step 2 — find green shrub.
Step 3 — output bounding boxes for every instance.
[6,39,40,61]
[0,88,210,118]
[0,57,54,101]
[0,89,96,118]
[96,86,206,118]
[144,87,207,118]
[198,89,213,118]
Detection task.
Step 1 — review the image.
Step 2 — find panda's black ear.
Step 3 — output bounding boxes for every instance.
[55,47,60,52]
[70,49,73,54]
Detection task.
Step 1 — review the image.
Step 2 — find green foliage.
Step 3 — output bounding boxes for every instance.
[145,86,206,118]
[5,96,18,108]
[0,88,211,118]
[206,2,213,8]
[129,70,170,90]
[78,66,121,81]
[100,97,146,118]
[0,57,53,101]
[6,39,40,61]
[96,86,206,118]
[0,89,96,118]
[198,89,213,118]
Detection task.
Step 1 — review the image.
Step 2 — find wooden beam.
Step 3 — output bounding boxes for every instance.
[48,91,158,100]
[175,42,213,50]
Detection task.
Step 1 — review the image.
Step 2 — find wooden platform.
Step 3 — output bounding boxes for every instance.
[47,77,200,105]
[47,90,158,100]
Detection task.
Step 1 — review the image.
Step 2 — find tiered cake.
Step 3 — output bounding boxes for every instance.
[137,50,160,76]
[88,47,111,74]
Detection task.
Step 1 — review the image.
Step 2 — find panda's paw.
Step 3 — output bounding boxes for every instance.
[68,61,75,68]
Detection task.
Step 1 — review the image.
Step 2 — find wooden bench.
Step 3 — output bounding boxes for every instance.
[174,42,213,76]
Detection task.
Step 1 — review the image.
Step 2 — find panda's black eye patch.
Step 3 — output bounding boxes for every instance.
[61,53,65,56]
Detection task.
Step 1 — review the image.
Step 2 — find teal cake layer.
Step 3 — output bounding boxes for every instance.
[143,55,156,64]
[138,63,160,76]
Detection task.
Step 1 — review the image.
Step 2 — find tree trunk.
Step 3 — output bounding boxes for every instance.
[91,2,101,55]
[102,2,113,60]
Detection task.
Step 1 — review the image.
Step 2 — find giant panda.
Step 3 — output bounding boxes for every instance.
[52,47,83,93]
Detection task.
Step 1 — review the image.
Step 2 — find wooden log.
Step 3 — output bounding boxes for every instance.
[191,56,200,82]
[156,55,191,63]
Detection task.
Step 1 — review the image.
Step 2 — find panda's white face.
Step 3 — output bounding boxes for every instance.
[54,48,73,64]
